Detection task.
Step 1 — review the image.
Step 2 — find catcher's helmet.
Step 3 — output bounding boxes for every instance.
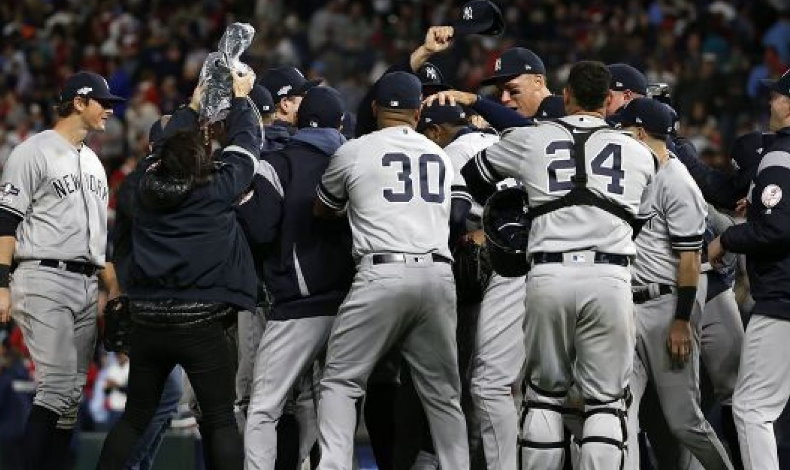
[482,186,530,277]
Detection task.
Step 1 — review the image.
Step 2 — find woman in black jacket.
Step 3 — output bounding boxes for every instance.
[97,71,260,470]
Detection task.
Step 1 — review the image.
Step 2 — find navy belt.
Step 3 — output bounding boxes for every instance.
[371,253,451,265]
[39,259,99,276]
[632,283,673,304]
[531,252,630,267]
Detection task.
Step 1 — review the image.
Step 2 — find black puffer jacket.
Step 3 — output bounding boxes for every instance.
[128,98,262,320]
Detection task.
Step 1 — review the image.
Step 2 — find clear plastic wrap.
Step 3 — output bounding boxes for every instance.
[198,23,256,124]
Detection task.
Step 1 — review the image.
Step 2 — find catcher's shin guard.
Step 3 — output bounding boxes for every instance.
[579,392,629,470]
[518,383,567,470]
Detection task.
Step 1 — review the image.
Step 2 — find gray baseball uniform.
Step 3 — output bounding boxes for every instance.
[2,130,108,429]
[448,130,528,470]
[315,125,469,470]
[472,115,655,470]
[625,156,733,470]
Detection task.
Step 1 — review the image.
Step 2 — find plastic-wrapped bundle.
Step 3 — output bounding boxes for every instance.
[198,22,256,124]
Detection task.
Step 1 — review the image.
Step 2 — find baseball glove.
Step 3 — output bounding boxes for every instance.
[452,238,493,305]
[103,295,132,353]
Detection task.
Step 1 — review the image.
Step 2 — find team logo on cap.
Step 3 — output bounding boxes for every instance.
[277,85,292,96]
[425,67,438,81]
[389,100,399,107]
[309,120,318,127]
[494,58,502,72]
[524,65,532,71]
[615,81,623,88]
[77,87,93,95]
[463,6,473,20]
[762,184,782,214]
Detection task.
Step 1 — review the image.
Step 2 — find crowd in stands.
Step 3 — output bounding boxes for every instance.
[0,0,788,465]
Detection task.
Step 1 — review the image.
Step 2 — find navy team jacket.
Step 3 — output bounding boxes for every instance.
[236,127,354,321]
[721,127,790,321]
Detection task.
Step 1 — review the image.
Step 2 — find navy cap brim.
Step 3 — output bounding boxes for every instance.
[91,91,125,103]
[759,78,790,96]
[452,19,495,36]
[480,72,521,87]
[292,79,322,96]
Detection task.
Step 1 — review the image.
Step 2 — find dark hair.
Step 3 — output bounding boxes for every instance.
[566,61,611,111]
[54,97,81,118]
[158,129,214,185]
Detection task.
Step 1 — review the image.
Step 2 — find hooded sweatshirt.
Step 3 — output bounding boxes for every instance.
[236,127,355,320]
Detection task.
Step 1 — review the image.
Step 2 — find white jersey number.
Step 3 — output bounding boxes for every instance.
[382,153,446,203]
[546,142,624,195]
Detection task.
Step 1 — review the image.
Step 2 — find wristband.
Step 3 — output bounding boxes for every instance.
[0,264,10,288]
[674,286,697,321]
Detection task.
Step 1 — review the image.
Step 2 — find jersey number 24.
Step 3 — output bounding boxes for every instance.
[381,153,446,203]
[546,142,624,194]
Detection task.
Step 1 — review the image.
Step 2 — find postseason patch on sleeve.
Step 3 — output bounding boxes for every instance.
[0,182,20,205]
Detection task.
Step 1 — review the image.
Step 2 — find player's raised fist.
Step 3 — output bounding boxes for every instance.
[424,26,454,54]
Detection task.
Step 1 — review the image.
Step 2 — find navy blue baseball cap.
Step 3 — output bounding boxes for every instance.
[374,72,423,110]
[760,69,790,97]
[297,86,345,129]
[481,48,546,86]
[416,63,451,92]
[59,71,124,104]
[453,0,505,36]
[607,63,648,96]
[417,103,467,131]
[619,97,674,138]
[249,84,274,114]
[260,66,321,103]
[534,95,566,119]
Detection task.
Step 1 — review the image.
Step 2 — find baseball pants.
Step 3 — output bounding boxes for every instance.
[732,314,790,470]
[317,257,469,470]
[624,289,734,470]
[468,273,526,470]
[519,259,634,470]
[700,286,743,405]
[11,262,98,429]
[245,315,334,470]
[236,306,266,428]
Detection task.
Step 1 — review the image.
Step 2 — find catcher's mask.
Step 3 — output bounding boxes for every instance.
[482,186,530,277]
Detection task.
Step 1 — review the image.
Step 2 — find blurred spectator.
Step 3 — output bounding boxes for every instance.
[89,353,130,432]
[0,327,33,470]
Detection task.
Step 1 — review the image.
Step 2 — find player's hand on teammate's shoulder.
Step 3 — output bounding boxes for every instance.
[461,229,486,246]
[667,318,692,368]
[189,82,205,112]
[0,287,10,324]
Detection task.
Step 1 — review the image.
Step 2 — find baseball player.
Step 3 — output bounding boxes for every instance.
[605,63,648,120]
[259,66,320,151]
[419,101,527,470]
[239,86,353,470]
[621,98,733,470]
[423,47,555,131]
[708,70,790,470]
[314,71,469,470]
[0,71,122,470]
[460,61,655,470]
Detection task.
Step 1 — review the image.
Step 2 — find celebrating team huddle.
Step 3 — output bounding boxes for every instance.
[1,1,790,470]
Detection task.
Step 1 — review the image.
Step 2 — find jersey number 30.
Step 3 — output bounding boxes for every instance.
[546,142,624,194]
[382,153,446,203]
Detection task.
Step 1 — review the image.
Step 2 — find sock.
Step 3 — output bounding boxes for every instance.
[48,428,75,470]
[23,405,59,470]
[274,413,300,470]
[721,405,744,470]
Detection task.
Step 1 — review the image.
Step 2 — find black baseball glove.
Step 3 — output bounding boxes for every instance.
[452,238,493,305]
[103,295,132,353]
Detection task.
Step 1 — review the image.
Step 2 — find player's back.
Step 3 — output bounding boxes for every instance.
[341,126,452,259]
[509,115,655,255]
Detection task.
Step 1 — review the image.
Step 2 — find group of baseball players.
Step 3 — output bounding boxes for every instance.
[1,0,790,469]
